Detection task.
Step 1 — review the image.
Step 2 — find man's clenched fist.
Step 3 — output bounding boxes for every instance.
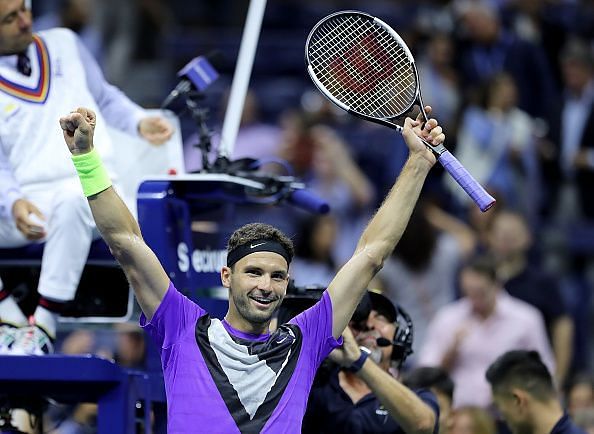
[59,107,96,155]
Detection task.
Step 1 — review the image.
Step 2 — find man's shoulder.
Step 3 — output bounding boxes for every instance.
[37,28,78,44]
[500,292,543,320]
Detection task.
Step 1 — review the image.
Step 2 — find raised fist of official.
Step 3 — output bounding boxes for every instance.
[59,107,96,155]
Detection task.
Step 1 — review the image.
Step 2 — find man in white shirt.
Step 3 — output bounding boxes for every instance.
[0,0,173,354]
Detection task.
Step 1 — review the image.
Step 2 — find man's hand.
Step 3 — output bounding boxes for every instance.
[59,107,96,155]
[138,116,174,145]
[329,327,363,368]
[12,199,46,240]
[402,106,444,167]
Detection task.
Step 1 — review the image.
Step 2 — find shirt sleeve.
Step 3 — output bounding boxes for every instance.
[0,140,22,220]
[76,35,146,136]
[524,308,556,375]
[139,282,207,349]
[289,291,342,367]
[415,389,441,434]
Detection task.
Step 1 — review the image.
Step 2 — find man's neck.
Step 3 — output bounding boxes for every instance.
[339,370,372,404]
[224,311,269,336]
[530,400,564,434]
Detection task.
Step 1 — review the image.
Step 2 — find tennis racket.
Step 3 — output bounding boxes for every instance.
[305,10,495,212]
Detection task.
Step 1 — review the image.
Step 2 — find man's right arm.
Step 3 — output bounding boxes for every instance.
[60,107,169,319]
[87,186,169,319]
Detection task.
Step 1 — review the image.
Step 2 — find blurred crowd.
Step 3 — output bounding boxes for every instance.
[9,0,594,433]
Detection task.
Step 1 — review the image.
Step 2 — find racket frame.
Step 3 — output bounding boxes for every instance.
[305,10,445,156]
[305,10,495,212]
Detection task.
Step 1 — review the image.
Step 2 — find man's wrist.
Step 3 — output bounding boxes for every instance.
[71,149,112,197]
[407,153,434,171]
[347,347,371,373]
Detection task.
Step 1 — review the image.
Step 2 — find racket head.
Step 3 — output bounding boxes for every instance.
[305,10,421,123]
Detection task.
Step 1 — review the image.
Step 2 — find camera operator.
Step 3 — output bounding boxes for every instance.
[301,290,438,434]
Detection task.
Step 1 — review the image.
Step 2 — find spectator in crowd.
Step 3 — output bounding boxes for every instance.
[402,366,455,434]
[487,210,574,386]
[290,214,338,288]
[454,1,556,119]
[378,201,475,356]
[417,33,461,138]
[0,0,173,355]
[449,406,496,434]
[540,38,594,221]
[418,255,554,408]
[486,350,586,434]
[303,291,438,434]
[445,73,539,216]
[566,374,594,418]
[279,114,376,266]
[573,410,594,434]
[43,329,103,434]
[114,323,146,370]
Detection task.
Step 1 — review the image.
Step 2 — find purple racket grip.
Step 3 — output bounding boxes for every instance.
[438,151,495,212]
[288,189,330,214]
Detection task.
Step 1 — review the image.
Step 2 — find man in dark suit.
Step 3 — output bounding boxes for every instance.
[540,39,594,219]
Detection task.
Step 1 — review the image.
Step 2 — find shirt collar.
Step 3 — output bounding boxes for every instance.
[0,53,19,70]
[0,42,34,70]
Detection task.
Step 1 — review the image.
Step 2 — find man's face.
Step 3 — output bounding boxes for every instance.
[488,213,530,262]
[222,252,289,327]
[460,269,498,318]
[352,310,397,363]
[562,59,592,95]
[0,0,33,55]
[492,391,531,434]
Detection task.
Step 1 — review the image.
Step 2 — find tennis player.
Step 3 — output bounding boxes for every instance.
[59,105,443,433]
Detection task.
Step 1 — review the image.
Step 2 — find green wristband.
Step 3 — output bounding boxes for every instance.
[71,148,112,197]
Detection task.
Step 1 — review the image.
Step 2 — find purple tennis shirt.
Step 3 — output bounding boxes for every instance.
[140,282,341,433]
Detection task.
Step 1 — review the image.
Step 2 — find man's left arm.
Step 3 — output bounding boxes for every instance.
[551,315,573,386]
[326,111,441,338]
[77,37,173,144]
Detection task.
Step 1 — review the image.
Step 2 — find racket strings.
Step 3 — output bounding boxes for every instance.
[318,29,412,117]
[308,14,417,117]
[363,30,416,115]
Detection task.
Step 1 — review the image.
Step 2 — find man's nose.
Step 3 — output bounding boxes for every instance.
[257,274,272,290]
[365,318,375,331]
[17,10,31,29]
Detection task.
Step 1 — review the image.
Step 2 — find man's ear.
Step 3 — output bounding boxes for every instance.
[511,387,530,411]
[221,266,232,288]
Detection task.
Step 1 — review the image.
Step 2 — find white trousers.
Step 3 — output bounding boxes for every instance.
[0,178,100,302]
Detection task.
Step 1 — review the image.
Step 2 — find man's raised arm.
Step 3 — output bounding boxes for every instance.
[327,108,442,338]
[59,107,169,319]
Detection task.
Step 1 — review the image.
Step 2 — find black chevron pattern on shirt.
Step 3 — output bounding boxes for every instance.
[195,316,302,434]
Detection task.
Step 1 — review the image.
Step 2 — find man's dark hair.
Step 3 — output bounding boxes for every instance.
[462,254,499,283]
[227,223,294,263]
[486,350,555,401]
[402,367,454,400]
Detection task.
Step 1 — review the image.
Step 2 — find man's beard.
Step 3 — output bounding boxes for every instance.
[231,291,281,325]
